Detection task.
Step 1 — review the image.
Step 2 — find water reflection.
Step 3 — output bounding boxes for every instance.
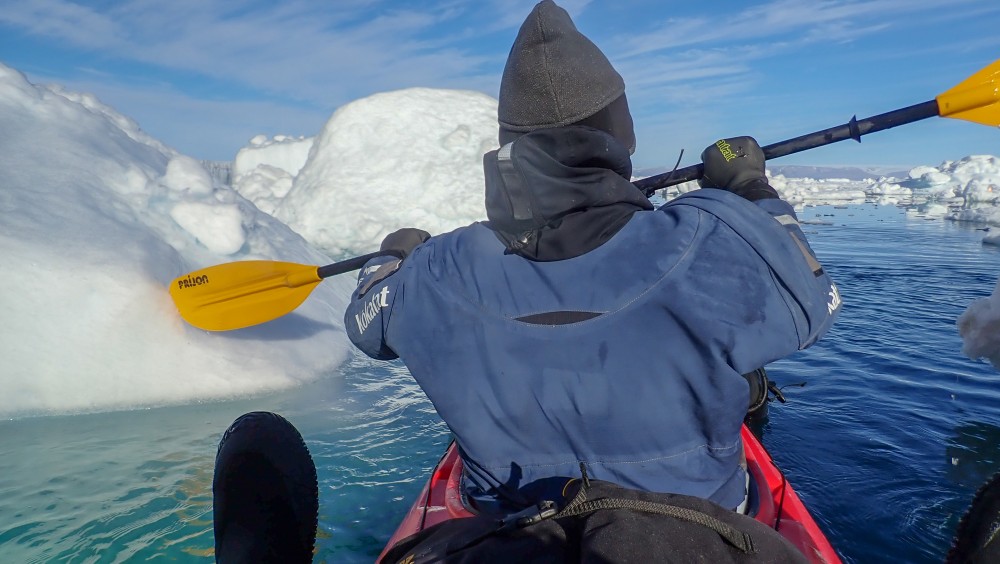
[656,187,1000,232]
[790,196,1000,235]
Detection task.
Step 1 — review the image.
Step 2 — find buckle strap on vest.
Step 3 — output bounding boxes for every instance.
[554,496,757,554]
[506,463,757,555]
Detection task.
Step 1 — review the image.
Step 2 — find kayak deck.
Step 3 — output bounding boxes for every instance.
[379,425,841,563]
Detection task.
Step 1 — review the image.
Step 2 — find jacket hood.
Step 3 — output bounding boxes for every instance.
[484,126,652,261]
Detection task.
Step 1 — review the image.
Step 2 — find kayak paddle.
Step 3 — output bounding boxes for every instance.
[169,58,999,332]
[635,57,1000,196]
[169,251,392,331]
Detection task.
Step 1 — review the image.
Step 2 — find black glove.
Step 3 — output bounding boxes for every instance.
[699,136,779,201]
[380,228,430,259]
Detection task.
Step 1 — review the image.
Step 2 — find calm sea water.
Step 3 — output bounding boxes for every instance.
[4,202,1000,563]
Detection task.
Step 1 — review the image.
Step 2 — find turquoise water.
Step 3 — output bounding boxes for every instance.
[3,202,1000,563]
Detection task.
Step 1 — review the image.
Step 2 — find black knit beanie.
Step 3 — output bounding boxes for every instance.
[498,0,635,153]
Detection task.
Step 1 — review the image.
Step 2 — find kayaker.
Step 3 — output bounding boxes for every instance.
[346,0,839,519]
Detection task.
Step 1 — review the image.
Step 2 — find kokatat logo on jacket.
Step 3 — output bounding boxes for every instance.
[355,286,390,334]
[827,283,842,315]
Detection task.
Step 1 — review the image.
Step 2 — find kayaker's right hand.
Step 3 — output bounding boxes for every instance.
[380,228,431,260]
[699,136,779,201]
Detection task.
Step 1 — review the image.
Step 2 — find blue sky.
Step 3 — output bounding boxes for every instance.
[1,0,997,170]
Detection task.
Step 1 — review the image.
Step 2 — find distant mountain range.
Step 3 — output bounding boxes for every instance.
[634,164,912,182]
[767,164,911,180]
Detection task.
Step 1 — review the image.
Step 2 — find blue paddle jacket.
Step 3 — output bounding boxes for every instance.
[345,127,840,511]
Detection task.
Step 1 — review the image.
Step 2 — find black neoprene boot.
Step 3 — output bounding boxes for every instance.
[213,411,318,563]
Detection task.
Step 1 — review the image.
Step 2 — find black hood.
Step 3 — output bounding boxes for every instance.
[484,126,652,261]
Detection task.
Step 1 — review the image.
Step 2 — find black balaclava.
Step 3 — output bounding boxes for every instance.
[497,0,636,154]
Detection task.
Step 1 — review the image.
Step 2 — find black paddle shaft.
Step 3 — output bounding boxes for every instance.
[633,99,941,197]
[317,250,390,280]
[316,98,942,277]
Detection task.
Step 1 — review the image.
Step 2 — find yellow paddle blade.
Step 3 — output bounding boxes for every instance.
[937,58,1000,126]
[169,260,321,331]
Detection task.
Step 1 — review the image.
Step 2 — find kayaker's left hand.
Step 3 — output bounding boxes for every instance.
[380,228,431,260]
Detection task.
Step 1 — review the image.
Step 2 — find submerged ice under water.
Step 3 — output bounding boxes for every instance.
[4,202,1000,563]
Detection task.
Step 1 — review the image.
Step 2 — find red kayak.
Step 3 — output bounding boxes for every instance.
[378,425,841,563]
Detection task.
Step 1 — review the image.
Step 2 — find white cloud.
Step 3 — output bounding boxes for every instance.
[2,0,497,106]
[612,0,988,58]
[30,72,331,161]
[0,0,122,49]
